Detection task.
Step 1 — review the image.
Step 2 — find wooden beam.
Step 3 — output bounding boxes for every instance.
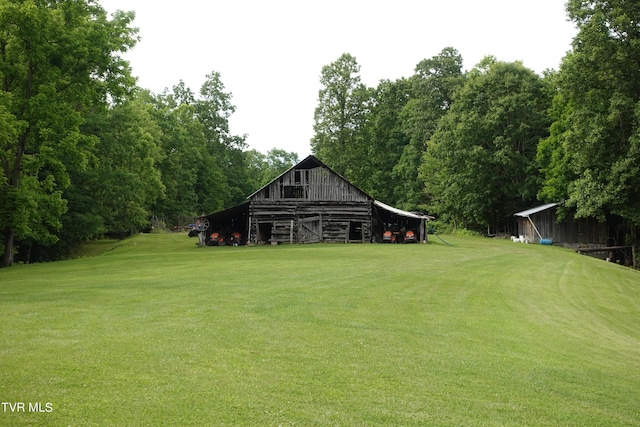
[575,245,632,254]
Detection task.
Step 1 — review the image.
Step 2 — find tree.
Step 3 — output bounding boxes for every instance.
[538,0,640,229]
[0,0,138,266]
[261,148,299,184]
[422,58,551,232]
[358,78,411,204]
[311,53,373,181]
[83,95,164,236]
[244,148,299,188]
[150,84,207,226]
[395,47,465,210]
[536,72,576,217]
[196,71,248,208]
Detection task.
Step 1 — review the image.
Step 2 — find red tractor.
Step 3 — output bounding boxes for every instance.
[207,231,226,246]
[382,225,404,243]
[404,230,417,243]
[227,231,242,246]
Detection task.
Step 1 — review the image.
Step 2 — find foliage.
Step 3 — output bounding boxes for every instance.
[245,148,299,187]
[313,48,466,212]
[1,234,640,425]
[358,78,412,204]
[0,0,138,266]
[422,59,551,232]
[5,1,640,263]
[85,96,165,236]
[538,0,640,230]
[395,47,465,211]
[149,85,206,226]
[311,53,373,181]
[196,71,250,207]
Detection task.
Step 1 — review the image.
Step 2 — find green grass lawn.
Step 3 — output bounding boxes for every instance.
[1,233,639,426]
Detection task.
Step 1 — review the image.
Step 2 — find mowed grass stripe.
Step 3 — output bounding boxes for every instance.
[1,233,639,426]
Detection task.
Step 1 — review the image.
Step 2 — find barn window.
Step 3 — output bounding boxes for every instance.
[294,169,309,185]
[283,185,305,198]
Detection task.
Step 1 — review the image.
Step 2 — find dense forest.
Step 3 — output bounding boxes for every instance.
[1,0,639,266]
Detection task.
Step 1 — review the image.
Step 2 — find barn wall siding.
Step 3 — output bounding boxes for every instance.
[249,201,372,244]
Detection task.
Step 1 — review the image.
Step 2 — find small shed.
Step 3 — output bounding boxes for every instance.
[199,155,432,244]
[514,203,608,246]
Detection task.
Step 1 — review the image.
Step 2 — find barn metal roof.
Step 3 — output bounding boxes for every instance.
[514,203,558,218]
[374,200,434,220]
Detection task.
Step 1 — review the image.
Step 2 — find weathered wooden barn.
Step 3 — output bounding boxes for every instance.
[514,203,637,265]
[514,203,609,246]
[198,155,431,244]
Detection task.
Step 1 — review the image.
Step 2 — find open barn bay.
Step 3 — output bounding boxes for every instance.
[1,234,639,426]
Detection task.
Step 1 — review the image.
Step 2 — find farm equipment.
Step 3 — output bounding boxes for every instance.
[206,232,226,246]
[404,230,417,243]
[382,226,404,243]
[227,231,242,246]
[205,231,243,246]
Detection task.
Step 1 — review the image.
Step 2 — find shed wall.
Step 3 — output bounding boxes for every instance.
[517,207,607,246]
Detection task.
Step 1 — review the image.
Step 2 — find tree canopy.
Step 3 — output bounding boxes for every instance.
[311,53,373,180]
[0,0,137,266]
[4,0,640,266]
[538,0,640,230]
[422,58,551,232]
[0,0,297,265]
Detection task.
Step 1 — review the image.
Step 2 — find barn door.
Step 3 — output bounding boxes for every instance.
[298,216,322,243]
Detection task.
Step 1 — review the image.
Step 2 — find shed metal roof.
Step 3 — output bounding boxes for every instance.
[514,203,558,218]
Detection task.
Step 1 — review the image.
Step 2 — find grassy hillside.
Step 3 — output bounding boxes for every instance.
[1,234,639,426]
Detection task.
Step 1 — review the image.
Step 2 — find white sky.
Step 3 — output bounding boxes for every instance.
[99,0,577,158]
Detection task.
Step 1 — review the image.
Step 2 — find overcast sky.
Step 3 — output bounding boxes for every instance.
[99,0,577,158]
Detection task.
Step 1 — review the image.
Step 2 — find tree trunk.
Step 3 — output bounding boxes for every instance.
[3,227,14,267]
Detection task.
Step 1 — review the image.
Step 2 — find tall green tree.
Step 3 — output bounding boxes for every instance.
[359,78,411,204]
[311,53,373,181]
[423,58,551,232]
[150,84,208,226]
[538,0,640,230]
[0,0,137,266]
[196,71,248,208]
[83,95,164,236]
[395,47,465,210]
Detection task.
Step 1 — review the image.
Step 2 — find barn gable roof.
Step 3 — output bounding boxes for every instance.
[247,154,372,201]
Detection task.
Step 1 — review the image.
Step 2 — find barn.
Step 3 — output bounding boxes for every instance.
[198,155,431,245]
